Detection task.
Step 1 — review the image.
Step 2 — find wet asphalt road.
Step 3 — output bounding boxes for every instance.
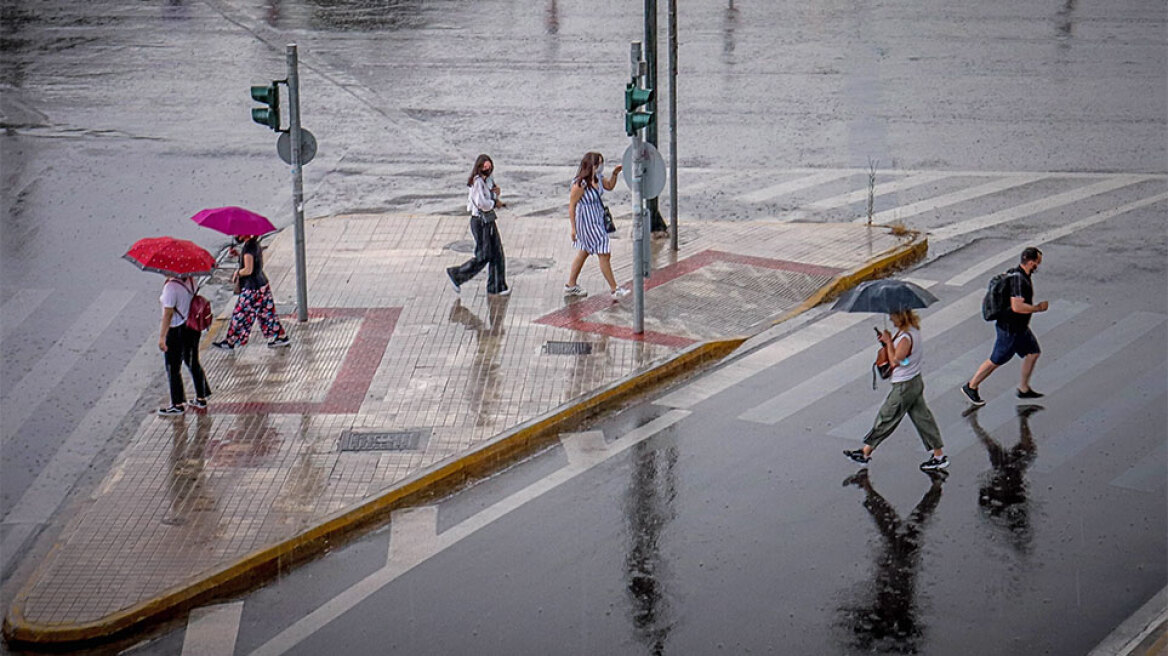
[127,209,1167,655]
[1,0,1165,651]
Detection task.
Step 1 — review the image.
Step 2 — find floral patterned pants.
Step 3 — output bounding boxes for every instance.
[224,285,285,346]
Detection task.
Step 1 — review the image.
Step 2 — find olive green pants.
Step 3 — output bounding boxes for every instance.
[863,374,944,451]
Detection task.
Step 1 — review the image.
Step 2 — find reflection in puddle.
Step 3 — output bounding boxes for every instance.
[623,441,678,654]
[969,405,1040,555]
[837,469,947,653]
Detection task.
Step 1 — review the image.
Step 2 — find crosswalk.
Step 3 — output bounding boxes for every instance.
[341,165,1166,247]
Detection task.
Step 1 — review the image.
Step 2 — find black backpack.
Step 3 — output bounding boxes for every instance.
[981,268,1017,322]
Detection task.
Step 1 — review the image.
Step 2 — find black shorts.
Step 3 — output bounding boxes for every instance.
[990,325,1041,365]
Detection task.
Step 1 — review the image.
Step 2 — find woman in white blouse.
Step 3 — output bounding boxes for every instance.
[447,154,509,296]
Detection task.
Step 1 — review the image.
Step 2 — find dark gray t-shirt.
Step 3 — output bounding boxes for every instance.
[239,239,269,291]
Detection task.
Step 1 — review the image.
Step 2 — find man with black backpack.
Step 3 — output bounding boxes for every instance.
[961,247,1049,406]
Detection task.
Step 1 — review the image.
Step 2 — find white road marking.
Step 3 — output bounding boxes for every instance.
[829,300,1088,440]
[1110,442,1168,493]
[738,289,983,425]
[1026,365,1167,475]
[944,191,1168,287]
[946,312,1166,457]
[560,431,610,467]
[1087,586,1168,656]
[929,176,1149,241]
[0,288,51,337]
[0,336,160,574]
[656,311,872,409]
[790,172,950,219]
[181,602,244,656]
[387,506,439,566]
[854,174,1046,225]
[1,289,137,445]
[737,170,856,204]
[247,410,691,656]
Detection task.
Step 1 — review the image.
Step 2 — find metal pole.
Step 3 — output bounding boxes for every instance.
[286,44,308,322]
[630,43,646,335]
[644,0,668,233]
[667,0,678,252]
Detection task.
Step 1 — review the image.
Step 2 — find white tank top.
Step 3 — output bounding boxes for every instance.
[889,327,922,384]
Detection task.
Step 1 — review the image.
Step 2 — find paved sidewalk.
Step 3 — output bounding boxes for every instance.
[4,213,921,645]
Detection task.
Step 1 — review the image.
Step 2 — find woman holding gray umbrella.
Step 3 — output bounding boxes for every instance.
[836,280,948,472]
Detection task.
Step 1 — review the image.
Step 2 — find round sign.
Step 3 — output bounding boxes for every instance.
[621,141,667,200]
[277,128,317,165]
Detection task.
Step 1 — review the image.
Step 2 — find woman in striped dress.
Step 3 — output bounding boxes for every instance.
[564,152,628,301]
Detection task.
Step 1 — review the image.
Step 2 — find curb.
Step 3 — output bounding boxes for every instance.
[3,230,926,648]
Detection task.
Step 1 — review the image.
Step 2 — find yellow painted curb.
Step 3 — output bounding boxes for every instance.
[3,337,745,647]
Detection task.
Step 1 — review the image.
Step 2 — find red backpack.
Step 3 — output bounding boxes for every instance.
[171,280,213,332]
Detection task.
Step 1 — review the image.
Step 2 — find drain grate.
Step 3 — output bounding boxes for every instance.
[339,429,428,452]
[543,341,593,355]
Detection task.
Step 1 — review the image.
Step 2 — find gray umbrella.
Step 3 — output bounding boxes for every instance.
[832,278,938,313]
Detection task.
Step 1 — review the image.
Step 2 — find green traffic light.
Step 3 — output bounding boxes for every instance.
[249,83,281,131]
[625,111,654,136]
[625,83,654,111]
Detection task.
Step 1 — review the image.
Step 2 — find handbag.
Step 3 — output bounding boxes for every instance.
[602,204,616,234]
[871,330,910,389]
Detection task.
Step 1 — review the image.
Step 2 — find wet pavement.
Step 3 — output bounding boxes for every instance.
[2,210,918,644]
[147,214,1165,656]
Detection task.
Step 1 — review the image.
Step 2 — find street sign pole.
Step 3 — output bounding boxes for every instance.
[630,42,646,335]
[667,0,679,252]
[644,0,668,234]
[286,44,309,323]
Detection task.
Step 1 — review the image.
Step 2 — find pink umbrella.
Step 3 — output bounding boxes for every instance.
[190,206,277,237]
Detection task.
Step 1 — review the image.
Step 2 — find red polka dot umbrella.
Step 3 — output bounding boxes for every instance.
[123,236,216,277]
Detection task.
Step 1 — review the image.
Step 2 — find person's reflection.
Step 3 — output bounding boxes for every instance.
[545,0,559,35]
[1055,0,1076,41]
[722,0,740,63]
[163,413,213,526]
[623,441,678,655]
[448,296,509,427]
[967,405,1040,554]
[838,468,947,653]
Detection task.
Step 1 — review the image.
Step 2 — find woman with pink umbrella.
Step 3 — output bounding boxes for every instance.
[189,207,291,352]
[124,237,215,416]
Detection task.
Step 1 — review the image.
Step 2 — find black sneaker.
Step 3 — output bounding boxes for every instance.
[843,449,871,465]
[961,382,985,406]
[267,336,291,349]
[1016,388,1044,399]
[157,405,185,416]
[919,455,950,471]
[212,340,234,351]
[447,270,461,295]
[188,398,207,410]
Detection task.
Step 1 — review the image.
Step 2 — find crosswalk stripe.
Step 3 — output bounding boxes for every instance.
[0,289,137,445]
[656,311,871,409]
[944,191,1168,287]
[793,172,950,217]
[829,300,1088,440]
[1029,365,1167,475]
[930,175,1149,241]
[736,170,855,204]
[182,602,245,656]
[0,288,51,337]
[1110,442,1168,492]
[387,506,439,566]
[944,311,1166,457]
[854,174,1045,225]
[738,288,984,425]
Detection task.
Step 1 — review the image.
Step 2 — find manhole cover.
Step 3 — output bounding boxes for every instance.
[339,430,428,452]
[543,341,593,355]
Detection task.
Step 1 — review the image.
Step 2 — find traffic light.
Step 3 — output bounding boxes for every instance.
[250,82,281,131]
[625,81,654,136]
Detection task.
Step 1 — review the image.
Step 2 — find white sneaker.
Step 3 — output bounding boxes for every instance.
[611,287,631,301]
[563,285,588,297]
